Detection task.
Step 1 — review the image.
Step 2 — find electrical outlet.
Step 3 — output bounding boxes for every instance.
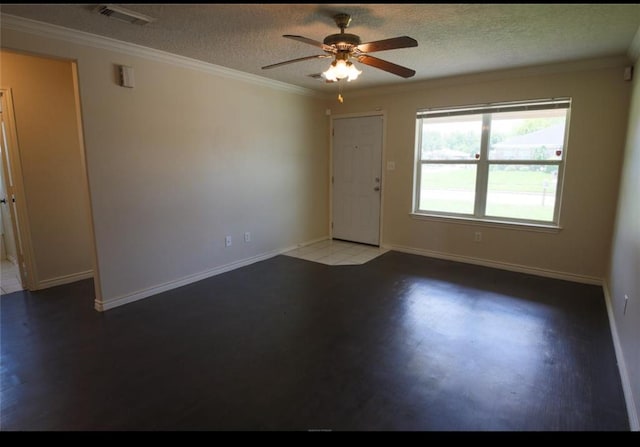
[474,231,482,242]
[225,236,232,247]
[244,232,251,242]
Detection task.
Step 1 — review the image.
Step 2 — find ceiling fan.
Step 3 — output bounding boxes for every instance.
[262,13,418,83]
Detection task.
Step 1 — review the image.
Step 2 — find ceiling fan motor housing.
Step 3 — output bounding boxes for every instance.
[323,33,361,50]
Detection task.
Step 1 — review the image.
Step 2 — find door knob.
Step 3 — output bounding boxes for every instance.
[0,198,6,204]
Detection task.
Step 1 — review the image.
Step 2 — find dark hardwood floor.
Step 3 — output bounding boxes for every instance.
[0,251,629,431]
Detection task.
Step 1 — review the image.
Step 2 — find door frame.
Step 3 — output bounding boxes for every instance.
[329,110,386,246]
[0,88,37,289]
[2,51,102,304]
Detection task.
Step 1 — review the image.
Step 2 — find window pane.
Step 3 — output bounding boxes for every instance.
[420,164,477,214]
[489,109,567,160]
[485,165,559,221]
[421,114,483,160]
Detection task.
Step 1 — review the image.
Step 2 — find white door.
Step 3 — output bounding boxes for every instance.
[0,91,29,288]
[332,115,383,246]
[0,130,18,264]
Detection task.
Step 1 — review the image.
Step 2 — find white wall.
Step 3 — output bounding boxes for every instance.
[332,58,631,282]
[1,21,329,309]
[0,50,94,286]
[607,54,640,430]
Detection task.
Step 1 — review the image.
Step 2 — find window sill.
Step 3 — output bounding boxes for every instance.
[409,212,563,233]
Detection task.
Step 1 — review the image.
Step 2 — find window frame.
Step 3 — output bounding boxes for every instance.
[413,98,571,228]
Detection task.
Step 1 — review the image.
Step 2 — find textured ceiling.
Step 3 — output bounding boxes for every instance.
[2,4,639,92]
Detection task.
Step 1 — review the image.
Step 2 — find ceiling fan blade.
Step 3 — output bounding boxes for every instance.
[355,55,416,78]
[262,54,332,70]
[356,36,418,53]
[283,35,335,53]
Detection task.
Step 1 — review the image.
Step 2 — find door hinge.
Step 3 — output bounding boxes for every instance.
[331,176,334,184]
[331,222,334,229]
[332,128,334,137]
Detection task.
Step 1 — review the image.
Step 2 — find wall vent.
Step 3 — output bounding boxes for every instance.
[95,4,155,25]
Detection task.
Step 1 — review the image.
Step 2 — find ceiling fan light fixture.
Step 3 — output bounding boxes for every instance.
[322,59,362,82]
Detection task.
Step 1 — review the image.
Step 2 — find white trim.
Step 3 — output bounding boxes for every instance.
[602,281,639,431]
[384,243,603,285]
[94,236,330,312]
[629,25,640,62]
[409,213,563,233]
[0,14,321,98]
[379,111,388,246]
[71,59,103,305]
[329,116,334,240]
[37,270,93,290]
[95,252,278,311]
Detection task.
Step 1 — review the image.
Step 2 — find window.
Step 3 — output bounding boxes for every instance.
[413,98,570,226]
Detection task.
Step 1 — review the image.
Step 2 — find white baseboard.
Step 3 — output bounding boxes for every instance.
[278,235,330,254]
[95,236,330,312]
[37,270,93,290]
[383,244,603,285]
[603,281,639,431]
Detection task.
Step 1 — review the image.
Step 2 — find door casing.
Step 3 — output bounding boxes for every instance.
[0,88,36,289]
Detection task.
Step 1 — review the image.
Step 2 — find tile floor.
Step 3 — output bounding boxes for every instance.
[1,259,23,294]
[282,239,388,266]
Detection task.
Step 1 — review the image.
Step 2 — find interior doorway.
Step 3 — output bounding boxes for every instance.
[1,152,24,293]
[0,50,97,296]
[0,90,28,294]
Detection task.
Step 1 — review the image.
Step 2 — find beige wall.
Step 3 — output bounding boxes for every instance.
[1,26,329,307]
[1,21,630,307]
[1,13,636,425]
[0,50,94,286]
[333,59,631,280]
[608,54,640,429]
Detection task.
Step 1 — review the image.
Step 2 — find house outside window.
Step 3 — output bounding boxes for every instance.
[413,98,571,227]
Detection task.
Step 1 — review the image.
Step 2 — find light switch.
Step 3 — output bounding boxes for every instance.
[119,65,135,88]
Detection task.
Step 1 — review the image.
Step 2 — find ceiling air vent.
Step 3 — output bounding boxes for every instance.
[95,4,155,25]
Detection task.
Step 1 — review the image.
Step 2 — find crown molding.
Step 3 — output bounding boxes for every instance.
[0,14,322,98]
[344,54,633,99]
